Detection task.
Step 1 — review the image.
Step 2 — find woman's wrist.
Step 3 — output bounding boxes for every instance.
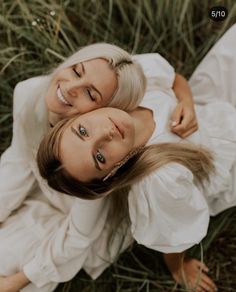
[173,73,194,103]
[163,252,185,276]
[5,272,30,291]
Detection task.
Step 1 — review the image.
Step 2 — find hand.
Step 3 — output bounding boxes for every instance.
[171,100,198,138]
[0,276,14,292]
[172,258,217,292]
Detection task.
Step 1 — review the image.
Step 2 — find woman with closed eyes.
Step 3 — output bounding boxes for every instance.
[0,41,197,291]
[38,25,236,292]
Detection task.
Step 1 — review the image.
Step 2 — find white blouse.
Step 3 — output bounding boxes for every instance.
[0,76,109,287]
[84,52,236,278]
[0,51,236,288]
[128,58,236,254]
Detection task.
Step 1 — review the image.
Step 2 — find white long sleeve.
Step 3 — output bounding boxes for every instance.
[0,82,36,222]
[23,196,108,288]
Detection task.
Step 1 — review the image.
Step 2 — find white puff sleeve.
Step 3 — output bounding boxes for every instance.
[23,197,108,288]
[0,81,36,222]
[133,53,176,90]
[129,163,210,253]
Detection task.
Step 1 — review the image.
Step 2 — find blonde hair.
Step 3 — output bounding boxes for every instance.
[37,117,215,199]
[50,43,146,111]
[37,118,215,247]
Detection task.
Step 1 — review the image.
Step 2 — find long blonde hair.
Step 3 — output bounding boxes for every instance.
[49,43,146,111]
[37,117,215,199]
[37,118,215,246]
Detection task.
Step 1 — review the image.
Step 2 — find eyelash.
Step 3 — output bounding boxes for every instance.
[73,68,96,102]
[73,67,81,78]
[78,125,106,164]
[86,89,96,102]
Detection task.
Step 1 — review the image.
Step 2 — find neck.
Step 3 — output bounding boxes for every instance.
[48,111,62,126]
[129,107,155,148]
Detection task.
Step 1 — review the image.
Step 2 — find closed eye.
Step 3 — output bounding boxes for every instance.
[86,89,96,102]
[73,67,81,78]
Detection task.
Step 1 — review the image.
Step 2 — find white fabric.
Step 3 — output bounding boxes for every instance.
[0,50,177,289]
[129,25,236,253]
[84,24,236,277]
[0,24,236,289]
[0,77,109,290]
[133,53,176,91]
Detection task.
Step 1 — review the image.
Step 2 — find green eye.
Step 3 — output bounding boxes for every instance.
[96,151,105,164]
[79,125,88,136]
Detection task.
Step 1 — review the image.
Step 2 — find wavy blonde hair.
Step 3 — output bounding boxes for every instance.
[49,43,146,111]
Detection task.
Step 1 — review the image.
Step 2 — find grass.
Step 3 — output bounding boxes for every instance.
[0,0,236,291]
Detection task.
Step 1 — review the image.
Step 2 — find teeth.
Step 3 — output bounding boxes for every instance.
[57,88,70,105]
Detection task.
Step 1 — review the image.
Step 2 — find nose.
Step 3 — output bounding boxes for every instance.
[98,126,115,142]
[66,80,82,98]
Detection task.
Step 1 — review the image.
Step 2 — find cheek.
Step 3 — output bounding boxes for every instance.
[74,97,100,114]
[109,144,130,164]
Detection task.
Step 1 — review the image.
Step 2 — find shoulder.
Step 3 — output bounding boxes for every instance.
[14,76,49,96]
[13,75,50,117]
[132,53,175,89]
[131,162,194,199]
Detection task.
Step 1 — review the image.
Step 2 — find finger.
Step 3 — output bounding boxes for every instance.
[180,126,199,138]
[202,274,218,291]
[196,261,209,273]
[173,122,198,135]
[171,123,187,133]
[191,258,209,273]
[171,124,197,138]
[198,279,215,292]
[171,106,183,126]
[179,115,196,130]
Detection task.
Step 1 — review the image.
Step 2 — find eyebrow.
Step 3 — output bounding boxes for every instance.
[81,62,103,100]
[70,126,102,171]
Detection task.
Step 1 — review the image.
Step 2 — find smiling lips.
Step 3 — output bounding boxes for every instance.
[109,118,124,139]
[57,87,71,106]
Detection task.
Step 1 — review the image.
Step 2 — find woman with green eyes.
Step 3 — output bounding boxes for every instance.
[0,41,198,292]
[37,25,236,292]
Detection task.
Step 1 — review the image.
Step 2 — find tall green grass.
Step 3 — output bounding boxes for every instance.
[1,0,236,291]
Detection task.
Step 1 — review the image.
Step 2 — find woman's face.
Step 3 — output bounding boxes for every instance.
[60,107,136,182]
[45,58,118,118]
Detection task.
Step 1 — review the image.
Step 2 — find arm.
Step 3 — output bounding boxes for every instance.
[0,272,30,292]
[163,252,217,292]
[171,73,198,138]
[133,54,198,138]
[129,163,217,291]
